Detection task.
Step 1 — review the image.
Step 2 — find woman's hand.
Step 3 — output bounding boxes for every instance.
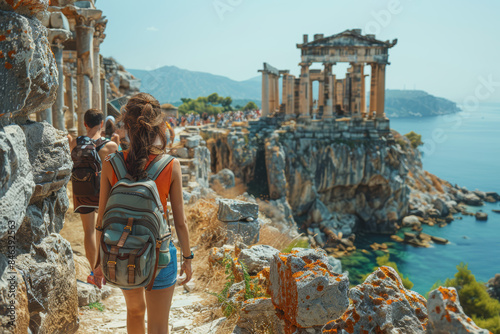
[179,259,192,285]
[93,265,106,289]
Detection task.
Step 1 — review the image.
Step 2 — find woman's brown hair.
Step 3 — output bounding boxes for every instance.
[120,92,166,180]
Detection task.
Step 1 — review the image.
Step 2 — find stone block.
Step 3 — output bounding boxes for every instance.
[0,125,35,238]
[0,11,58,121]
[175,147,189,159]
[237,245,279,275]
[427,286,490,334]
[186,135,203,148]
[49,11,69,30]
[226,219,260,245]
[217,198,259,222]
[16,234,79,334]
[210,168,235,190]
[270,248,349,328]
[323,266,427,334]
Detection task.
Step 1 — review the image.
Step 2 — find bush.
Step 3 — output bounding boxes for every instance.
[404,131,423,149]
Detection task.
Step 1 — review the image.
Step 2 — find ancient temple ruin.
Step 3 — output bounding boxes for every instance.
[259,29,397,139]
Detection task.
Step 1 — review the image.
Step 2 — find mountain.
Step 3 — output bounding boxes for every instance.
[128,66,261,104]
[384,89,460,117]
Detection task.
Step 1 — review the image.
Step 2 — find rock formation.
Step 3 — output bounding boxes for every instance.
[0,1,79,332]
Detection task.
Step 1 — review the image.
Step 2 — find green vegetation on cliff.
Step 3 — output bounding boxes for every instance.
[429,263,500,333]
[385,90,460,118]
[178,93,233,115]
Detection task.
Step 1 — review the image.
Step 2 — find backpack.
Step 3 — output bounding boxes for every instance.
[71,136,109,197]
[96,152,175,290]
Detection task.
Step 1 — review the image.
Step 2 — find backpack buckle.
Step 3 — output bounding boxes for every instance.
[124,226,132,231]
[127,264,135,268]
[107,261,117,265]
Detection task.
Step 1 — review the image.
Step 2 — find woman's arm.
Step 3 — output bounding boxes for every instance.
[169,159,192,285]
[93,157,114,288]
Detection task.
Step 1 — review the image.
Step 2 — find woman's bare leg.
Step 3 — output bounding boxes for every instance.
[145,285,175,334]
[122,288,147,334]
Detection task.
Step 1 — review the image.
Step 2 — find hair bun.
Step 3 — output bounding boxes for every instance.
[137,115,153,131]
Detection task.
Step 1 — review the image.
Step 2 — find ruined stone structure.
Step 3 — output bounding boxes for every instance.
[260,29,397,140]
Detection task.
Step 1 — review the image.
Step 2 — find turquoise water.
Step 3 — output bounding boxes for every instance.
[345,104,500,295]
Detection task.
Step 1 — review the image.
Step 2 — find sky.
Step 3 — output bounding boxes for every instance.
[97,0,500,103]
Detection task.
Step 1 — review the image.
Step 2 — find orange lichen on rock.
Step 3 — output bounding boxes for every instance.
[5,62,12,69]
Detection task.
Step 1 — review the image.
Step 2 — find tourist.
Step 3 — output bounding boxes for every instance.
[103,115,120,147]
[93,93,192,333]
[67,109,118,284]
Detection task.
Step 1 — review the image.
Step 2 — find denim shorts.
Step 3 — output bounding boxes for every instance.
[121,241,177,291]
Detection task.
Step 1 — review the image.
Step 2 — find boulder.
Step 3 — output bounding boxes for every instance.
[226,219,260,245]
[326,256,342,274]
[186,135,203,148]
[307,198,333,225]
[427,286,490,334]
[265,136,287,200]
[210,168,236,190]
[174,147,189,159]
[432,198,450,217]
[20,122,72,202]
[0,254,30,334]
[0,125,35,238]
[16,234,79,334]
[323,266,428,334]
[217,198,259,222]
[0,0,49,17]
[475,211,488,221]
[402,215,422,228]
[193,146,211,188]
[270,248,349,328]
[0,11,58,122]
[237,245,279,275]
[485,191,500,201]
[236,298,284,333]
[76,281,111,307]
[462,193,483,206]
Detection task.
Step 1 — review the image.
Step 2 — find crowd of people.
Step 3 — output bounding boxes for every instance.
[165,109,261,128]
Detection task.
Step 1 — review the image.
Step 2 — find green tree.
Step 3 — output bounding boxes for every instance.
[180,97,192,104]
[433,263,500,333]
[207,93,220,105]
[243,101,258,111]
[404,131,424,149]
[221,97,232,108]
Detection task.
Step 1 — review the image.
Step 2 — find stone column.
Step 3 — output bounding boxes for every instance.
[75,15,95,135]
[286,75,295,118]
[274,74,280,111]
[376,63,386,118]
[93,19,106,110]
[299,62,311,119]
[65,65,77,136]
[369,63,378,119]
[281,73,288,113]
[101,73,107,117]
[261,71,270,117]
[350,63,363,119]
[51,42,65,130]
[344,73,351,116]
[269,74,275,113]
[323,74,336,119]
[361,68,367,118]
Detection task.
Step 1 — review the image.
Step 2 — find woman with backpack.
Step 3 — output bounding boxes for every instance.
[94,93,193,334]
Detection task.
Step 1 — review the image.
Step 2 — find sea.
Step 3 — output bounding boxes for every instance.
[341,103,500,295]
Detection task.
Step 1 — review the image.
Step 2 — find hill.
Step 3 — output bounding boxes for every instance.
[128,66,261,104]
[385,89,460,117]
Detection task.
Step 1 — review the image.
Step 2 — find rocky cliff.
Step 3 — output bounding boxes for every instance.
[385,90,461,118]
[0,1,78,333]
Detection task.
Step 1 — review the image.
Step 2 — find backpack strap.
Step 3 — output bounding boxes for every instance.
[146,154,175,181]
[108,152,129,181]
[95,138,110,152]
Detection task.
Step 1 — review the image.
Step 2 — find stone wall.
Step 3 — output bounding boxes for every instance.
[0,1,79,333]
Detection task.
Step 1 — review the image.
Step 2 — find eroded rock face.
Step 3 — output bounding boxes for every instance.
[323,266,428,334]
[270,248,349,329]
[238,245,280,275]
[210,168,235,189]
[0,0,49,17]
[0,125,35,236]
[427,287,491,334]
[16,234,79,334]
[0,10,58,123]
[236,298,284,333]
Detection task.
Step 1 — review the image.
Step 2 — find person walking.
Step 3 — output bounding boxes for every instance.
[93,93,192,333]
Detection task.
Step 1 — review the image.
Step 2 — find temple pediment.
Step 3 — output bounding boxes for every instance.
[298,29,397,49]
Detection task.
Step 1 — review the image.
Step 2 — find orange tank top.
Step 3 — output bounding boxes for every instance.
[110,151,174,214]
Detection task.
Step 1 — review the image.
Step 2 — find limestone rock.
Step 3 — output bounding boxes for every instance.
[427,286,490,334]
[76,281,111,307]
[174,147,189,159]
[0,0,49,17]
[193,146,211,188]
[432,198,449,217]
[462,193,483,206]
[0,254,30,334]
[186,135,203,148]
[226,219,260,245]
[323,266,428,334]
[402,215,422,228]
[210,168,235,189]
[16,234,79,334]
[237,298,284,333]
[0,11,58,122]
[0,125,35,238]
[237,245,279,275]
[21,121,72,202]
[258,197,298,236]
[270,248,349,328]
[326,256,342,274]
[217,198,259,222]
[265,135,287,200]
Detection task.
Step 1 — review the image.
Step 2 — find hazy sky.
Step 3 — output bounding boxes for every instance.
[98,0,500,103]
